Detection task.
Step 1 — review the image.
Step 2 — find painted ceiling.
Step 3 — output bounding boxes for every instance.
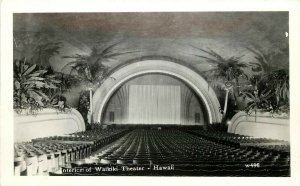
[13,12,289,73]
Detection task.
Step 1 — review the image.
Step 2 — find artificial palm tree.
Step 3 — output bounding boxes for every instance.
[61,42,138,123]
[192,46,248,119]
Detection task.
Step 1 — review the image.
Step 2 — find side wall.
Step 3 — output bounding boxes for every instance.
[14,108,85,142]
[228,111,290,141]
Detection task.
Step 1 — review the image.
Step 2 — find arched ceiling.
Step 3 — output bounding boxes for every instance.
[13,12,289,73]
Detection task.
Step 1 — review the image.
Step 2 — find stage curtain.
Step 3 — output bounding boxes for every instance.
[128,85,181,124]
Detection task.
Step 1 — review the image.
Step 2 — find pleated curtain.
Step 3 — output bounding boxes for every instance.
[128,85,181,124]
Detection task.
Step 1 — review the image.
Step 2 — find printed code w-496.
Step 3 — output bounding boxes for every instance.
[245,163,260,168]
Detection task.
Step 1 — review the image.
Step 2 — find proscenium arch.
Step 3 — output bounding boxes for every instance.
[92,58,222,124]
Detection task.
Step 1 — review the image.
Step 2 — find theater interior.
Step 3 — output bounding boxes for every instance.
[12,12,290,177]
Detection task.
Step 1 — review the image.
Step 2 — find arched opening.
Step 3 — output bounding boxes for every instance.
[92,58,222,124]
[101,73,209,125]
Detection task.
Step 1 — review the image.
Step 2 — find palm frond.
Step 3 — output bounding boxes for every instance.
[206,48,226,62]
[103,50,141,59]
[190,45,225,61]
[193,54,220,64]
[100,41,123,56]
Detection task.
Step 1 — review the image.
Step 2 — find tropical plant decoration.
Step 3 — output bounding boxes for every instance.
[242,44,290,116]
[77,91,91,126]
[241,72,289,117]
[61,42,137,87]
[61,42,139,123]
[192,46,249,118]
[54,72,81,93]
[13,59,61,114]
[241,81,273,116]
[265,69,289,107]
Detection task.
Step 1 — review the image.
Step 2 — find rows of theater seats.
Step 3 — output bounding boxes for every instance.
[14,142,92,176]
[185,130,289,151]
[14,127,290,176]
[14,128,130,176]
[32,128,130,151]
[69,129,290,176]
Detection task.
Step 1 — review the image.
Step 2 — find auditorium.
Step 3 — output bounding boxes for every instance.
[12,12,290,177]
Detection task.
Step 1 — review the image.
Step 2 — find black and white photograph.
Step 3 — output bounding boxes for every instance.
[1,0,300,185]
[11,11,291,177]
